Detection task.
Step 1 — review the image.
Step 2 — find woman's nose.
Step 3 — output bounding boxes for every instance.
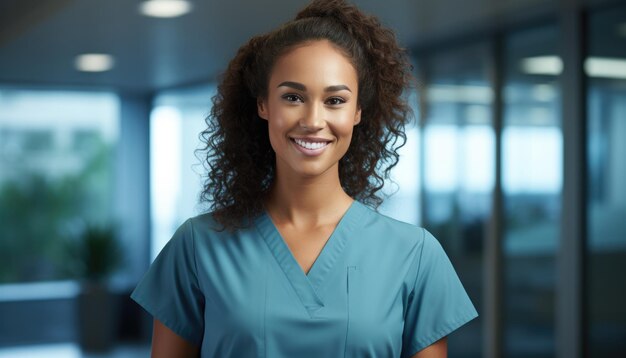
[299,103,325,131]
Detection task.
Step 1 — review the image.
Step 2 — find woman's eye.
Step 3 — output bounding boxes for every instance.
[326,97,346,105]
[282,94,303,103]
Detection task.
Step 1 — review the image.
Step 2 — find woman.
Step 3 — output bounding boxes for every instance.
[131,0,477,357]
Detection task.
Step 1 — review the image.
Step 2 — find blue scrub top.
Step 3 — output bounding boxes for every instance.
[131,200,477,357]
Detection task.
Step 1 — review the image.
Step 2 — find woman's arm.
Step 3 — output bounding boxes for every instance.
[151,318,200,358]
[412,337,447,358]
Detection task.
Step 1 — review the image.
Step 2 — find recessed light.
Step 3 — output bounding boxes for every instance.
[139,0,193,18]
[585,57,626,80]
[74,53,115,72]
[520,56,626,79]
[520,56,563,75]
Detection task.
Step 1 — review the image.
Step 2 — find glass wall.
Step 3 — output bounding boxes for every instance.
[502,25,561,358]
[419,43,492,358]
[0,88,118,284]
[150,84,215,259]
[586,4,626,356]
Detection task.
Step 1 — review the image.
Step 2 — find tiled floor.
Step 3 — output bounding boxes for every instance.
[0,343,150,358]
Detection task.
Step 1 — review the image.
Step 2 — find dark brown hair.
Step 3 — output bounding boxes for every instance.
[198,0,414,230]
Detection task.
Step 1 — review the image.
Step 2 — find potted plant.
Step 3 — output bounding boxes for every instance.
[64,224,123,352]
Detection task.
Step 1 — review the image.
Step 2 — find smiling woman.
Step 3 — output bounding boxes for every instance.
[130,0,477,357]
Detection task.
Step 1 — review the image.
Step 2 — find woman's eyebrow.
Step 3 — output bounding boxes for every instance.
[324,84,352,93]
[277,81,352,93]
[277,81,306,91]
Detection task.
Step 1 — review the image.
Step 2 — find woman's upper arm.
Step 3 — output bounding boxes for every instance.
[411,337,447,358]
[151,318,200,358]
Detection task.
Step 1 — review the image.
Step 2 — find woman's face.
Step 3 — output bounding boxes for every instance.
[257,40,361,181]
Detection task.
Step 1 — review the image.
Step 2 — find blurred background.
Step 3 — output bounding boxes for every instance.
[0,0,624,357]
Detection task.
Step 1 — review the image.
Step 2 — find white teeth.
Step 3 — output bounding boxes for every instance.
[293,138,329,150]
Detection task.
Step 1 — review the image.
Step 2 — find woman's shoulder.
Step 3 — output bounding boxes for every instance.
[356,201,430,249]
[184,210,259,241]
[188,210,220,230]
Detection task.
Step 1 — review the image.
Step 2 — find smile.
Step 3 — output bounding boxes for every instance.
[290,138,331,156]
[293,138,330,150]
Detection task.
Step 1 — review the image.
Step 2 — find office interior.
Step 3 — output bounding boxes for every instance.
[0,0,625,357]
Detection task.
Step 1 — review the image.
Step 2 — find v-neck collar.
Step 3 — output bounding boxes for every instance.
[254,200,366,317]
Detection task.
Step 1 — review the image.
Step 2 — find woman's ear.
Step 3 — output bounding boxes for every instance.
[354,107,361,125]
[257,98,268,120]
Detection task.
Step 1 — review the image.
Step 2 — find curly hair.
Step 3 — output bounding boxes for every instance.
[198,0,414,230]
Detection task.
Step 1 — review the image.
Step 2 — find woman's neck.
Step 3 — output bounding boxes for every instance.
[264,168,353,228]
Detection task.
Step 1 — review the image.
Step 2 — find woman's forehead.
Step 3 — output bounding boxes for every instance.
[268,40,358,90]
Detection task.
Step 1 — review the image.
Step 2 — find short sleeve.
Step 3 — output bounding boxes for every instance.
[401,229,478,357]
[130,219,204,345]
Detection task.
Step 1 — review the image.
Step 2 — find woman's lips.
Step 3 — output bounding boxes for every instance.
[290,138,330,156]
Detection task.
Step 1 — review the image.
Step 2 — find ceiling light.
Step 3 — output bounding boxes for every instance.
[585,57,626,80]
[520,56,626,79]
[74,53,115,72]
[520,56,563,75]
[139,0,192,18]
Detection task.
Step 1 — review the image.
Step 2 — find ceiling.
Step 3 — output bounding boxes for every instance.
[0,0,612,93]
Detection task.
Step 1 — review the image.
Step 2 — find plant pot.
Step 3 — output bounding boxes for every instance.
[76,282,118,352]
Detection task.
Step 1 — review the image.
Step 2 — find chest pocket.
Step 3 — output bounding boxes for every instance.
[345,266,404,358]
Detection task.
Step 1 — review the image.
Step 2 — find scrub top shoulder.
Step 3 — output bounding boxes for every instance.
[131,200,478,357]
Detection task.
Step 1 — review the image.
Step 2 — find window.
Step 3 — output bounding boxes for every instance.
[150,84,215,259]
[0,88,118,284]
[502,25,561,358]
[378,89,421,225]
